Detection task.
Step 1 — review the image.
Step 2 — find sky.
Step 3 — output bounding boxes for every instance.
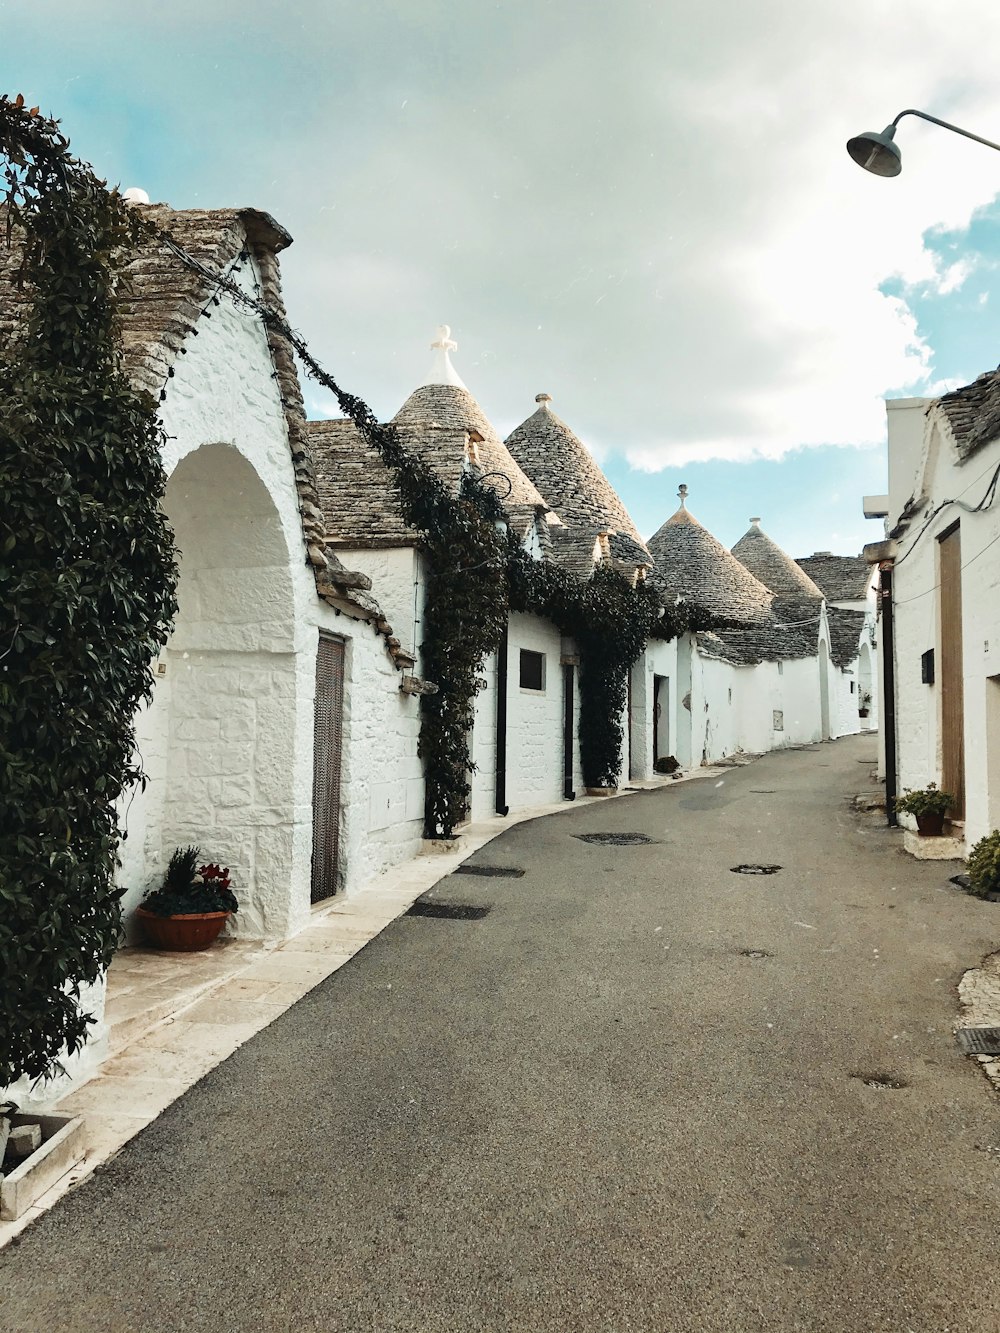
[8,0,1000,557]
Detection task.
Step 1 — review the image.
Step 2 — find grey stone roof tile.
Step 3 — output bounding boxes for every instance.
[732,522,824,600]
[795,553,872,602]
[936,369,1000,462]
[393,383,555,515]
[646,505,774,627]
[826,606,868,668]
[505,399,649,552]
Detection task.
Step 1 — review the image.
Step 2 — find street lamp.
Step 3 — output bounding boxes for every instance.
[847,109,1000,177]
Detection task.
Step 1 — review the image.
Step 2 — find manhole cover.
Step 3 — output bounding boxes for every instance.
[955,1027,1000,1055]
[738,948,773,959]
[730,864,782,875]
[851,1072,907,1090]
[750,790,777,794]
[405,901,491,920]
[574,832,658,846]
[453,864,525,878]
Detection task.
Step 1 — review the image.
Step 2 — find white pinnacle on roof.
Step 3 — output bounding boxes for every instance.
[422,324,468,390]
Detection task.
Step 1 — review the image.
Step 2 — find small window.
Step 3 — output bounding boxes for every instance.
[519,649,545,692]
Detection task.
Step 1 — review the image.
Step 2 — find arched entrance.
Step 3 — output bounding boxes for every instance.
[155,444,302,939]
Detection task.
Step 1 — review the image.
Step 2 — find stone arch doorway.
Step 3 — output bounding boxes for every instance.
[153,443,303,939]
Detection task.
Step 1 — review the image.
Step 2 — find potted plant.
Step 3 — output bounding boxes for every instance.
[136,846,238,951]
[858,691,872,719]
[893,782,955,836]
[966,830,1000,899]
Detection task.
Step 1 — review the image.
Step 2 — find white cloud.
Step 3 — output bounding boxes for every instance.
[13,0,1000,474]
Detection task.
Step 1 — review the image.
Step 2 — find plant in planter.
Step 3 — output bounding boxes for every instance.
[966,830,1000,899]
[858,691,872,719]
[893,783,955,836]
[136,846,238,951]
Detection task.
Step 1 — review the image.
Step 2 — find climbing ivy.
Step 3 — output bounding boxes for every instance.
[0,98,178,1088]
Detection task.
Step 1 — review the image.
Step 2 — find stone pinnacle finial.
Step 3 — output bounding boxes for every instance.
[750,516,761,527]
[431,324,458,353]
[423,323,467,389]
[535,392,552,407]
[678,484,688,508]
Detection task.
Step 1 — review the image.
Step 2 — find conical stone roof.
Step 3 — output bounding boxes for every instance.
[731,519,824,601]
[646,500,773,626]
[505,395,650,567]
[392,331,555,523]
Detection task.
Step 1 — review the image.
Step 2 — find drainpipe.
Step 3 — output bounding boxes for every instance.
[881,563,898,826]
[494,626,509,816]
[562,662,576,800]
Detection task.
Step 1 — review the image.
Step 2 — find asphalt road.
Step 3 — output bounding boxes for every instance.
[3,735,1000,1332]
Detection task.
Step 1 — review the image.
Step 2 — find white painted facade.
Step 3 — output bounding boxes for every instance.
[470,611,577,818]
[879,399,1000,845]
[629,638,679,780]
[685,647,822,763]
[118,257,426,943]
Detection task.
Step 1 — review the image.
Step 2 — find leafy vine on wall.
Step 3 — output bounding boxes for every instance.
[0,97,178,1088]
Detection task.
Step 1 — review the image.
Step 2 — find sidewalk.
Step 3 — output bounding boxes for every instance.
[0,770,717,1247]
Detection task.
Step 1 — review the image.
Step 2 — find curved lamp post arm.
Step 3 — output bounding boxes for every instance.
[890,108,1000,155]
[848,108,1000,176]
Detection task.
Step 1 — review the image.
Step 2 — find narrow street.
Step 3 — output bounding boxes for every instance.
[3,734,1000,1333]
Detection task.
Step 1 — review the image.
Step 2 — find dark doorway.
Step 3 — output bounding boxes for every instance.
[938,524,965,818]
[311,632,345,902]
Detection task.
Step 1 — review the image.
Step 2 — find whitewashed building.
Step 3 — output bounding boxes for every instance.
[111,204,433,943]
[866,382,1000,846]
[308,332,593,824]
[795,552,879,737]
[0,203,438,1103]
[647,496,825,762]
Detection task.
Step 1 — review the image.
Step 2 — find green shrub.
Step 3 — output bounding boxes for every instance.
[967,831,1000,899]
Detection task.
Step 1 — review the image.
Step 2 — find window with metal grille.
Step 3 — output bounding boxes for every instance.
[519,649,545,692]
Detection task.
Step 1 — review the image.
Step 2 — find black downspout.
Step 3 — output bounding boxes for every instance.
[563,663,576,800]
[494,627,509,816]
[881,564,898,826]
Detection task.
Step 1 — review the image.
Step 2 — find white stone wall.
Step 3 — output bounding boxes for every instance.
[686,647,822,765]
[888,411,1000,843]
[341,546,426,665]
[318,548,426,886]
[470,647,499,820]
[505,612,567,809]
[117,255,318,944]
[629,638,679,779]
[119,259,427,942]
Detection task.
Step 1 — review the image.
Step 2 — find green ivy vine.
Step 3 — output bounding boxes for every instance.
[0,98,178,1088]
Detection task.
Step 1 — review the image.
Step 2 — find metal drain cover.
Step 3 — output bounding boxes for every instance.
[406,901,491,920]
[574,832,659,846]
[454,864,525,878]
[738,948,772,959]
[956,1027,1000,1055]
[731,864,782,875]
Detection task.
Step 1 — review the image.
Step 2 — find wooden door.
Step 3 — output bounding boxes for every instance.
[938,524,965,818]
[311,632,345,902]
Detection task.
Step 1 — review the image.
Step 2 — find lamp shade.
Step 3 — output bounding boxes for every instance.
[847,125,902,177]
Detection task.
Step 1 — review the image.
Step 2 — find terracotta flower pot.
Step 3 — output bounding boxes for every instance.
[915,812,946,837]
[135,907,231,951]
